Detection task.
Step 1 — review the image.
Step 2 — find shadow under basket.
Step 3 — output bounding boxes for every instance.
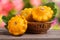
[26,22,52,34]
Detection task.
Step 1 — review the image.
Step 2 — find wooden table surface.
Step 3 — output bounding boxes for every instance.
[0,28,60,40]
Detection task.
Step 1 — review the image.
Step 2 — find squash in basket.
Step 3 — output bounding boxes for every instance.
[20,8,32,21]
[7,16,27,36]
[32,6,53,22]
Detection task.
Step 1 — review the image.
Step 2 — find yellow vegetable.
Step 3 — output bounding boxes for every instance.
[20,8,32,21]
[32,6,53,22]
[8,16,27,36]
[0,15,2,23]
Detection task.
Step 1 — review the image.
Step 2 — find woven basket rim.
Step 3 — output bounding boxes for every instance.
[28,21,53,24]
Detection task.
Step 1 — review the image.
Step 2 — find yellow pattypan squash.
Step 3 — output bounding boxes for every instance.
[20,8,32,21]
[8,15,27,36]
[32,6,53,22]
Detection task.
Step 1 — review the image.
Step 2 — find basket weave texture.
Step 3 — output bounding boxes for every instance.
[27,22,52,34]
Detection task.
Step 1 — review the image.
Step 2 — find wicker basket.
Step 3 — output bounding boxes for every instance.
[26,22,52,34]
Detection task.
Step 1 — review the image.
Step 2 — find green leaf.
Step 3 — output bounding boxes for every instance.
[23,0,32,9]
[2,9,16,28]
[44,2,55,8]
[42,0,48,3]
[58,17,60,22]
[2,16,8,24]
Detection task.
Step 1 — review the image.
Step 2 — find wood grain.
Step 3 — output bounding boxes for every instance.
[0,28,60,40]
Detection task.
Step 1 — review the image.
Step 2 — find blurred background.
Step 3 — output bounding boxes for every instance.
[0,0,60,30]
